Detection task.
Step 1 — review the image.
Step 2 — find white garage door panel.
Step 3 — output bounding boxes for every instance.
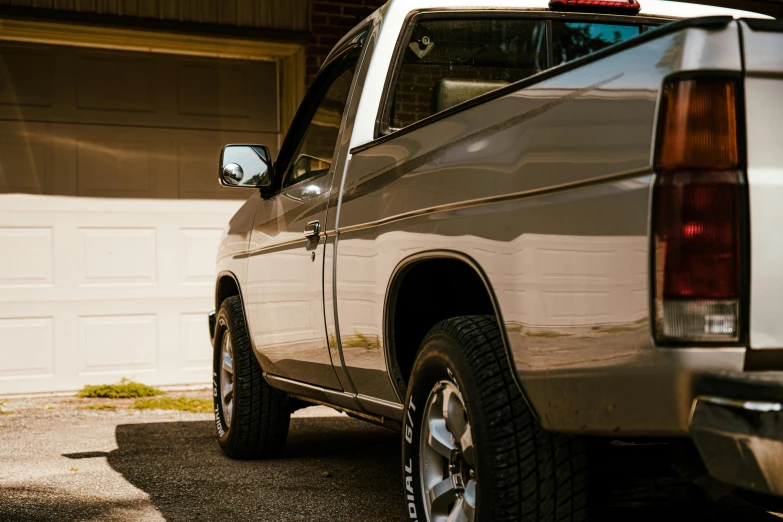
[0,227,53,286]
[0,317,54,379]
[179,228,224,285]
[80,228,158,286]
[179,313,215,371]
[81,314,158,374]
[0,40,277,395]
[0,196,248,394]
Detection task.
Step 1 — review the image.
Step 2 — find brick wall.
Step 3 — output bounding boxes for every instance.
[307,0,385,85]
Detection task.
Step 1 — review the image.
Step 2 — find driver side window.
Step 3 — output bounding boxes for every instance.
[281,53,358,189]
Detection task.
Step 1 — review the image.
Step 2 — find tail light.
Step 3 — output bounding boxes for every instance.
[652,77,744,343]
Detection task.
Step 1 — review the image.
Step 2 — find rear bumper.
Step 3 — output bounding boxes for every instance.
[690,371,783,496]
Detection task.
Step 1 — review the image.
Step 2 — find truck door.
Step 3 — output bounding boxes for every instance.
[244,47,362,390]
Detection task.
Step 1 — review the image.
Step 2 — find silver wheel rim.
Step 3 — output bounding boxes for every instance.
[420,381,476,522]
[220,331,234,426]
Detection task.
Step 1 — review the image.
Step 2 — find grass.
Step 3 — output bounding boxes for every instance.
[132,396,213,413]
[77,378,163,399]
[82,404,119,410]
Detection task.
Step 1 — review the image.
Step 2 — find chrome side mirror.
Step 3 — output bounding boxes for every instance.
[219,144,272,188]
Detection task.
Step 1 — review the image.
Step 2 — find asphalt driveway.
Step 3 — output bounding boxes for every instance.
[1,392,781,521]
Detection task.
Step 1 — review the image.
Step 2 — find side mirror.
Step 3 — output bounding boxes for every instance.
[219,144,272,188]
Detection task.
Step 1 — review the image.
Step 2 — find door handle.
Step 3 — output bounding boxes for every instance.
[304,220,321,240]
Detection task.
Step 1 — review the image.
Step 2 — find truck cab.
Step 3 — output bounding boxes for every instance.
[209,1,782,519]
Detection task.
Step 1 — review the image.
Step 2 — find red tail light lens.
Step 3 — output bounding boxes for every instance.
[653,78,743,343]
[655,171,740,300]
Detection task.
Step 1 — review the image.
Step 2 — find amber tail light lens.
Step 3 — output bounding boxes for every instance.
[652,78,743,343]
[655,79,738,172]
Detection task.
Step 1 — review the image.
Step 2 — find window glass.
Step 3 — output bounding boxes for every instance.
[551,22,642,66]
[387,18,547,131]
[282,58,357,189]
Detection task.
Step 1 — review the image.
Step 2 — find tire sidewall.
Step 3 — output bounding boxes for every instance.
[402,335,479,522]
[213,306,234,446]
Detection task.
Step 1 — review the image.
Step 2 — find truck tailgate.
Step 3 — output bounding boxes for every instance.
[743,20,783,350]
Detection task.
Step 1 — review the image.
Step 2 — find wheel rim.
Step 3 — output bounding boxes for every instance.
[220,331,234,426]
[420,381,476,522]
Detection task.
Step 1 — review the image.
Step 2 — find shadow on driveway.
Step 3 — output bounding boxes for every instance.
[10,414,772,522]
[106,416,407,521]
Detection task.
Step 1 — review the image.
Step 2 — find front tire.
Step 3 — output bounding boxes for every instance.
[402,316,588,522]
[213,295,290,459]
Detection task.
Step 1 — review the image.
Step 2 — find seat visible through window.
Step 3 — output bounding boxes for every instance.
[384,16,648,134]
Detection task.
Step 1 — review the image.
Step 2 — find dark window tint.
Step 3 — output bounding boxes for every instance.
[282,58,357,189]
[387,18,547,131]
[551,22,642,66]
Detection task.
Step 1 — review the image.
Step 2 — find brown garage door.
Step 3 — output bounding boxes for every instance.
[0,41,278,197]
[0,41,277,394]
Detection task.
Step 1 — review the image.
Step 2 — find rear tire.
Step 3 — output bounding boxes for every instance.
[213,295,290,459]
[402,316,588,522]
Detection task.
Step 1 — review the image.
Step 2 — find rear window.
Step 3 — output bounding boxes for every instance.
[382,16,649,134]
[551,21,643,66]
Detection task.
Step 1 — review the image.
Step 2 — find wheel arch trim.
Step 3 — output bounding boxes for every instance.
[214,270,243,313]
[213,269,277,378]
[213,270,252,352]
[382,249,537,417]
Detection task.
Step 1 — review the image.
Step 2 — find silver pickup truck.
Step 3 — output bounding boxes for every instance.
[208,0,783,519]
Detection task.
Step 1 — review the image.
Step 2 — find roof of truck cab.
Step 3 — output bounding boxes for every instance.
[332,0,770,52]
[378,0,771,20]
[344,0,772,150]
[331,0,770,69]
[637,0,771,18]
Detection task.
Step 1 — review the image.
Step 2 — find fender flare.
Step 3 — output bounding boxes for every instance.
[382,249,538,418]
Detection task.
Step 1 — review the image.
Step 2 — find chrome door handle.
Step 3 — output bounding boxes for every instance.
[304,220,321,240]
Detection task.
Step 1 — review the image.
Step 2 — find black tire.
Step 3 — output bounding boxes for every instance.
[402,316,588,522]
[213,295,290,459]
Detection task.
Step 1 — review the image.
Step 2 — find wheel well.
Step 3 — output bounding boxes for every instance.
[216,274,240,312]
[387,257,497,395]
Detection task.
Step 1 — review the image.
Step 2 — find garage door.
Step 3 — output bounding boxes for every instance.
[0,41,277,395]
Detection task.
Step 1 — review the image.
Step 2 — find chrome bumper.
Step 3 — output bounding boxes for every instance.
[690,371,783,497]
